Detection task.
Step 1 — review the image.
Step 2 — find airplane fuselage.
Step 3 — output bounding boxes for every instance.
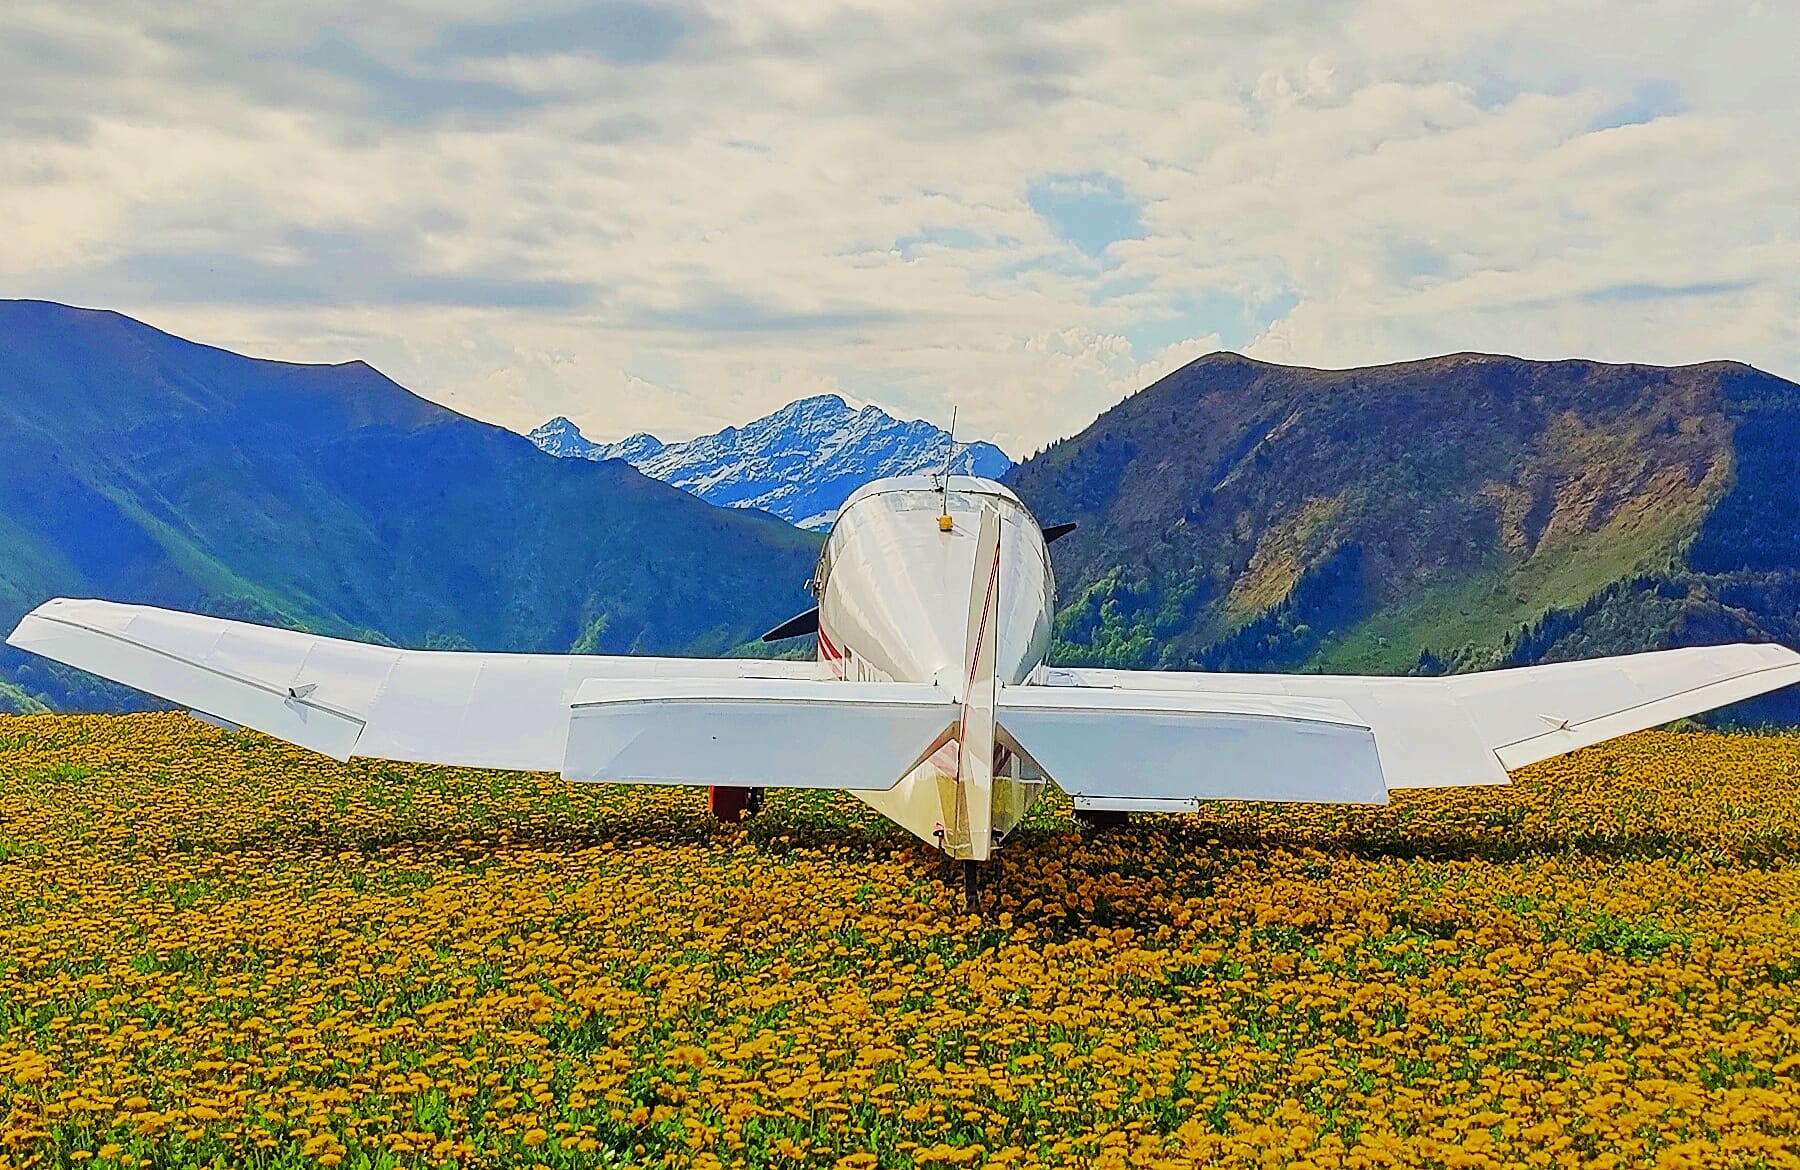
[813,475,1055,857]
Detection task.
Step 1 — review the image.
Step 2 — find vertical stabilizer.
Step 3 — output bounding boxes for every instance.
[952,504,1002,861]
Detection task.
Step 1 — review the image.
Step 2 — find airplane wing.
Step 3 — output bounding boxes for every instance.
[17,599,1800,808]
[1028,644,1800,798]
[5,599,952,788]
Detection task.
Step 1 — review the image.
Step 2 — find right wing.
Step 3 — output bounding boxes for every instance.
[1033,643,1800,794]
[6,599,952,788]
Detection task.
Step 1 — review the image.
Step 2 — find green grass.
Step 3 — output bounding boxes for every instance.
[0,680,48,716]
[1309,491,1708,674]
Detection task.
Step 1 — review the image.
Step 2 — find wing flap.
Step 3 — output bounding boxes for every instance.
[1277,685,1509,789]
[996,685,1389,805]
[564,678,956,790]
[358,652,517,769]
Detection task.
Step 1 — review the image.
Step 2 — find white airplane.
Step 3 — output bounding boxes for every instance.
[11,474,1800,908]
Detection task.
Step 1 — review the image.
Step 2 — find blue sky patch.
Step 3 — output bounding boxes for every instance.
[429,2,697,65]
[1589,79,1684,132]
[1027,174,1145,258]
[1393,243,1449,281]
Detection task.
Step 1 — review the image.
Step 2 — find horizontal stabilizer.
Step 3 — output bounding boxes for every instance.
[997,685,1388,806]
[760,606,820,642]
[565,678,956,789]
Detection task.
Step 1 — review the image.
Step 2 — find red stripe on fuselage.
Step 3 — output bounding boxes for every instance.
[817,625,846,679]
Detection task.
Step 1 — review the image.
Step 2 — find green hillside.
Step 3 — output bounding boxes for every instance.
[0,301,822,710]
[1009,351,1800,717]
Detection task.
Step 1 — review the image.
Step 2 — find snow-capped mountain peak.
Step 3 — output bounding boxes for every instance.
[591,431,668,464]
[529,396,1012,529]
[525,416,600,459]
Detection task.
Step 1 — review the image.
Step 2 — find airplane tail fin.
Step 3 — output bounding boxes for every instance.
[945,504,1002,860]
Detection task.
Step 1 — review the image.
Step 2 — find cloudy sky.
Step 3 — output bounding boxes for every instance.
[3,1,1795,455]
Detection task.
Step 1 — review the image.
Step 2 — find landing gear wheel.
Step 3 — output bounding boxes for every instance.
[1075,808,1128,831]
[962,860,981,915]
[708,785,764,823]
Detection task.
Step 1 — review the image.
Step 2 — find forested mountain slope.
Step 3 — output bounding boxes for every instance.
[0,301,820,711]
[1009,351,1800,717]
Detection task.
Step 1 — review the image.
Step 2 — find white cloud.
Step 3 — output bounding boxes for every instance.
[1,0,1795,456]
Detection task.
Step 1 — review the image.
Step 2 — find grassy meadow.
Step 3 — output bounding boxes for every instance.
[2,714,1800,1168]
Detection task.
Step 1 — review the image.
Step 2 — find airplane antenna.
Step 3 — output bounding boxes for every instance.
[938,406,958,531]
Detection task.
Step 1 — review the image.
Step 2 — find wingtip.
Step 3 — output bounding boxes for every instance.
[7,598,129,650]
[1736,641,1800,672]
[4,604,53,650]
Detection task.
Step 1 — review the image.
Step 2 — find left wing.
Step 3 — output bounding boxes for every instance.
[6,599,929,780]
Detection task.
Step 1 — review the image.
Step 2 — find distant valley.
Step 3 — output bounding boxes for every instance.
[530,398,1012,529]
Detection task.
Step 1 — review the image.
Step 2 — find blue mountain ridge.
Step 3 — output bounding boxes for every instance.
[0,300,820,713]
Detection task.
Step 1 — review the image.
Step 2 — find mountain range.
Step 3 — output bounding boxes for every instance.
[0,301,819,713]
[5,299,1800,724]
[1011,352,1800,721]
[529,397,1012,528]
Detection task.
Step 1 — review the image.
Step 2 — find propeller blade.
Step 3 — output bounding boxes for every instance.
[760,606,820,642]
[1042,522,1077,544]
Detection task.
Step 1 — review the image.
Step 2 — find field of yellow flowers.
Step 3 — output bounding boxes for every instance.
[3,713,1800,1169]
